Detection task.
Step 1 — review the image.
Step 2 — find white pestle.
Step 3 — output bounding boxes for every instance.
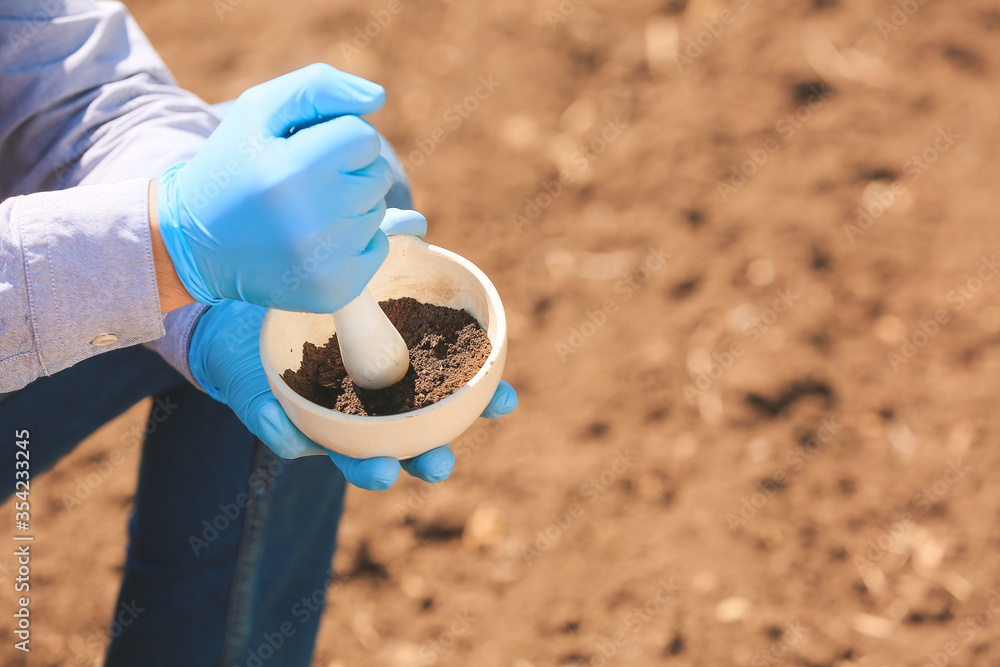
[331,287,410,390]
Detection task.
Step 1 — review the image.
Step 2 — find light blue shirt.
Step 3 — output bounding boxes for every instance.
[0,0,216,392]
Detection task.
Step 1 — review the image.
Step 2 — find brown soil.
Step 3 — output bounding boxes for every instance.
[6,1,1000,666]
[282,298,492,416]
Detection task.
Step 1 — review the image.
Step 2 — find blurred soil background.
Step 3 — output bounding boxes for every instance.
[5,0,1000,665]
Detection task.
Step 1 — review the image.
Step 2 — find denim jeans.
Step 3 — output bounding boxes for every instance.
[1,134,413,667]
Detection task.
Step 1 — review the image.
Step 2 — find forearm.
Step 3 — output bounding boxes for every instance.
[0,1,222,388]
[0,1,218,196]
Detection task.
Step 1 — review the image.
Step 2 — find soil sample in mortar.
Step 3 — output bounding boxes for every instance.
[282,297,492,417]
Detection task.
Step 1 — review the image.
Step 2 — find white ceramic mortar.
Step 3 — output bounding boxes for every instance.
[260,235,508,459]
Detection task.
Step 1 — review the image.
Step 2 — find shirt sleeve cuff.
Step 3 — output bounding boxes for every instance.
[16,178,165,375]
[144,301,208,389]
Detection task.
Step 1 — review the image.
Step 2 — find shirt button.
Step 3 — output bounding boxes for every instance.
[91,334,118,346]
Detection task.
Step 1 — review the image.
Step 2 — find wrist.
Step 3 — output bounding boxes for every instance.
[187,304,227,403]
[155,165,224,306]
[148,179,196,313]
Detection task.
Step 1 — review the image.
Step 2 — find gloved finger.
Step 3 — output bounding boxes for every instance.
[380,208,427,239]
[252,399,328,459]
[249,63,385,137]
[287,228,388,313]
[328,157,393,217]
[326,450,401,490]
[342,200,389,254]
[287,114,382,173]
[212,343,328,459]
[399,445,455,483]
[481,380,518,419]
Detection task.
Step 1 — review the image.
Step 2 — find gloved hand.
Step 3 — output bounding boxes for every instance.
[157,63,394,313]
[187,209,518,490]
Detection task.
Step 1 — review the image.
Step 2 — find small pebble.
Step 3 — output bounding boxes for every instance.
[715,596,749,623]
[464,504,506,549]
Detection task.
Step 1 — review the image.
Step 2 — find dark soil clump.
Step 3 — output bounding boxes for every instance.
[282,297,492,416]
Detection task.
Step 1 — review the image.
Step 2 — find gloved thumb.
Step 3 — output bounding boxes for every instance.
[247,391,404,488]
[249,399,328,459]
[380,208,428,239]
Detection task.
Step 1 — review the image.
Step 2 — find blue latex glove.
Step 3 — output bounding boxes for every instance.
[188,209,518,490]
[157,63,394,313]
